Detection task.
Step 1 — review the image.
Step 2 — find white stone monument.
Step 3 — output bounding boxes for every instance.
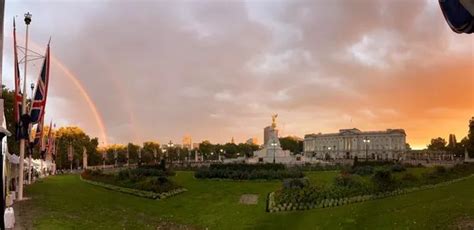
[247,115,300,164]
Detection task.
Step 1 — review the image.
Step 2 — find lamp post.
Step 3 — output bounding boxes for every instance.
[18,12,32,201]
[219,149,224,162]
[270,141,278,164]
[26,83,34,184]
[162,148,167,169]
[363,137,370,161]
[328,146,332,160]
[167,141,174,164]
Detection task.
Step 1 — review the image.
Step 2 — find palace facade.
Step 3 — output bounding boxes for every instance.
[304,128,406,160]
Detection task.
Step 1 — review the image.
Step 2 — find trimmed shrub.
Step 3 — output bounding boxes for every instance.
[283,178,309,189]
[334,174,362,188]
[195,164,303,180]
[391,164,406,172]
[372,169,397,192]
[350,166,374,175]
[434,165,447,174]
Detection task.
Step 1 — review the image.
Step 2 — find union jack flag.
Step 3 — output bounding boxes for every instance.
[30,44,51,124]
[33,118,44,147]
[45,121,54,159]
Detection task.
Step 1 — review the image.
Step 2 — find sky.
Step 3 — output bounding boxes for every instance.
[2,0,473,149]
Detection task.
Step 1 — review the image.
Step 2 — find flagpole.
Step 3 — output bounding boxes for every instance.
[18,12,32,201]
[27,83,33,184]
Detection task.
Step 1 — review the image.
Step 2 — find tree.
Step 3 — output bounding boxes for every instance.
[467,118,474,156]
[279,136,303,154]
[2,86,19,155]
[101,144,127,165]
[447,134,457,149]
[199,140,214,156]
[223,143,239,157]
[142,141,160,163]
[55,126,99,169]
[427,137,447,151]
[127,143,140,164]
[405,143,412,151]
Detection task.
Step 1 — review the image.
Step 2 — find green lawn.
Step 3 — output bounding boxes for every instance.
[18,171,474,229]
[305,170,340,186]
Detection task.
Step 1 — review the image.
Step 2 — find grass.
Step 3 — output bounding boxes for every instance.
[305,170,340,186]
[19,170,474,229]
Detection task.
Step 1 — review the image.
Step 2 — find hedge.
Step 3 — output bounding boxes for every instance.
[195,168,303,180]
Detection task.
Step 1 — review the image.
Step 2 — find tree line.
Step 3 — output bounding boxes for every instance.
[427,120,474,157]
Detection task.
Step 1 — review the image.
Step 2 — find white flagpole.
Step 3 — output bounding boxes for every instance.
[18,12,32,201]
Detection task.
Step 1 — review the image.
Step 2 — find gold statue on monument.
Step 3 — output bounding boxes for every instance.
[271,114,278,128]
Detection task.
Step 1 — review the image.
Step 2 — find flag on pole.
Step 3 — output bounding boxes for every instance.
[44,120,53,159]
[13,19,23,139]
[51,130,56,162]
[33,118,43,147]
[30,43,50,124]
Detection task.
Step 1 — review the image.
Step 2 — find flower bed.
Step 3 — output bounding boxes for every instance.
[81,169,186,199]
[268,163,474,212]
[267,174,474,212]
[195,163,303,180]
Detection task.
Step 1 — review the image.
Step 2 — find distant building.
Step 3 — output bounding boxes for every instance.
[246,137,259,145]
[304,128,406,160]
[182,135,192,149]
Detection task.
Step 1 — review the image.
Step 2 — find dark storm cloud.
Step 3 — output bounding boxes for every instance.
[3,0,472,148]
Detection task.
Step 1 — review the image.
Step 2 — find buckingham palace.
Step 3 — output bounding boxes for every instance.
[304,128,407,160]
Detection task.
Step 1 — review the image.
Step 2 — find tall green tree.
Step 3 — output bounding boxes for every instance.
[127,143,140,164]
[142,141,161,163]
[427,137,447,151]
[279,136,303,154]
[55,126,99,169]
[198,140,214,156]
[2,86,19,155]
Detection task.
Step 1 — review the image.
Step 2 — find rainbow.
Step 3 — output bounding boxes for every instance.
[50,58,109,145]
[12,32,141,146]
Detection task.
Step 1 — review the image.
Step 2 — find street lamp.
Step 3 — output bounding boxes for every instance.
[270,141,278,163]
[363,137,371,161]
[166,141,174,164]
[328,146,332,160]
[219,149,224,162]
